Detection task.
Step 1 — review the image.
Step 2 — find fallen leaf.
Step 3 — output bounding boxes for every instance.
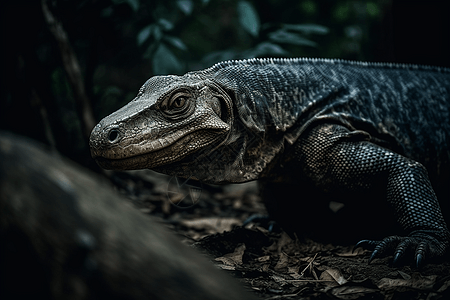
[320,269,348,286]
[274,252,290,271]
[271,274,288,285]
[377,272,437,290]
[328,285,380,300]
[288,265,301,279]
[215,264,236,271]
[260,264,270,272]
[214,243,246,266]
[180,217,241,233]
[215,257,237,267]
[397,270,411,280]
[257,255,270,262]
[336,247,368,257]
[276,232,293,252]
[437,277,450,293]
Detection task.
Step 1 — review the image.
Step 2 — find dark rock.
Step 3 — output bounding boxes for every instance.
[0,131,257,300]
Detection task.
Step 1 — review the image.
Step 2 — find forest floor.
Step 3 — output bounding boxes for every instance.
[111,169,450,300]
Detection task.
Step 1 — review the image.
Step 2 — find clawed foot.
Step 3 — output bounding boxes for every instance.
[354,230,449,268]
[242,214,279,232]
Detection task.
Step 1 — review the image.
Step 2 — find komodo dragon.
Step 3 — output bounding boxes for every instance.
[90,58,450,267]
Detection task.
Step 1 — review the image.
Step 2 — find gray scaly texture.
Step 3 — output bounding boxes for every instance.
[295,124,448,266]
[90,58,450,266]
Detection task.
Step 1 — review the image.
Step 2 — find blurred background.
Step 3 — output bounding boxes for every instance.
[1,0,449,171]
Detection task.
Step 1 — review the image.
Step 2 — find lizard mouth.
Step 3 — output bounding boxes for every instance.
[92,131,225,171]
[94,154,150,170]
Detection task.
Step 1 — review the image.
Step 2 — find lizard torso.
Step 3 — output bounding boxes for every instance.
[90,58,450,265]
[91,58,450,182]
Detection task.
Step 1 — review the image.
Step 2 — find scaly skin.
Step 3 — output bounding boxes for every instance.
[90,58,450,266]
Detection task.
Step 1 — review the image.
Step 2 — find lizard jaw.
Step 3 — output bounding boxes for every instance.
[92,130,225,171]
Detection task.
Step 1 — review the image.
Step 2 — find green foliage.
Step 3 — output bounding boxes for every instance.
[334,3,351,22]
[176,0,194,15]
[267,24,329,47]
[121,0,330,75]
[366,2,381,18]
[112,0,140,12]
[152,43,183,75]
[136,16,187,74]
[300,0,317,15]
[237,1,260,37]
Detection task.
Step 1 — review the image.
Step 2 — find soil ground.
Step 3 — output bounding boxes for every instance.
[111,169,450,300]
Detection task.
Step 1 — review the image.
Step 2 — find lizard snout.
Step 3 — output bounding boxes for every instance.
[89,122,122,156]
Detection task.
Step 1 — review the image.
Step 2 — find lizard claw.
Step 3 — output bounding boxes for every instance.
[368,236,401,264]
[242,214,279,232]
[416,252,424,268]
[355,231,448,268]
[414,241,428,268]
[354,236,399,263]
[353,239,378,252]
[392,238,412,266]
[242,214,267,227]
[368,250,378,265]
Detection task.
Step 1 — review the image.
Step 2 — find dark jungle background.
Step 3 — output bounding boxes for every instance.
[1,0,449,170]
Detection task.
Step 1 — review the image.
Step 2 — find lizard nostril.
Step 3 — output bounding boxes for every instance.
[108,129,119,143]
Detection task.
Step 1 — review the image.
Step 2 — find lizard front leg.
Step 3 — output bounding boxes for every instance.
[294,123,450,267]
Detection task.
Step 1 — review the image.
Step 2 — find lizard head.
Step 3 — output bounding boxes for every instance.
[89,73,233,173]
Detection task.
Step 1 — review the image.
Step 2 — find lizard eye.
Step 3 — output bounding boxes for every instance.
[170,96,186,109]
[167,92,190,112]
[159,89,195,120]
